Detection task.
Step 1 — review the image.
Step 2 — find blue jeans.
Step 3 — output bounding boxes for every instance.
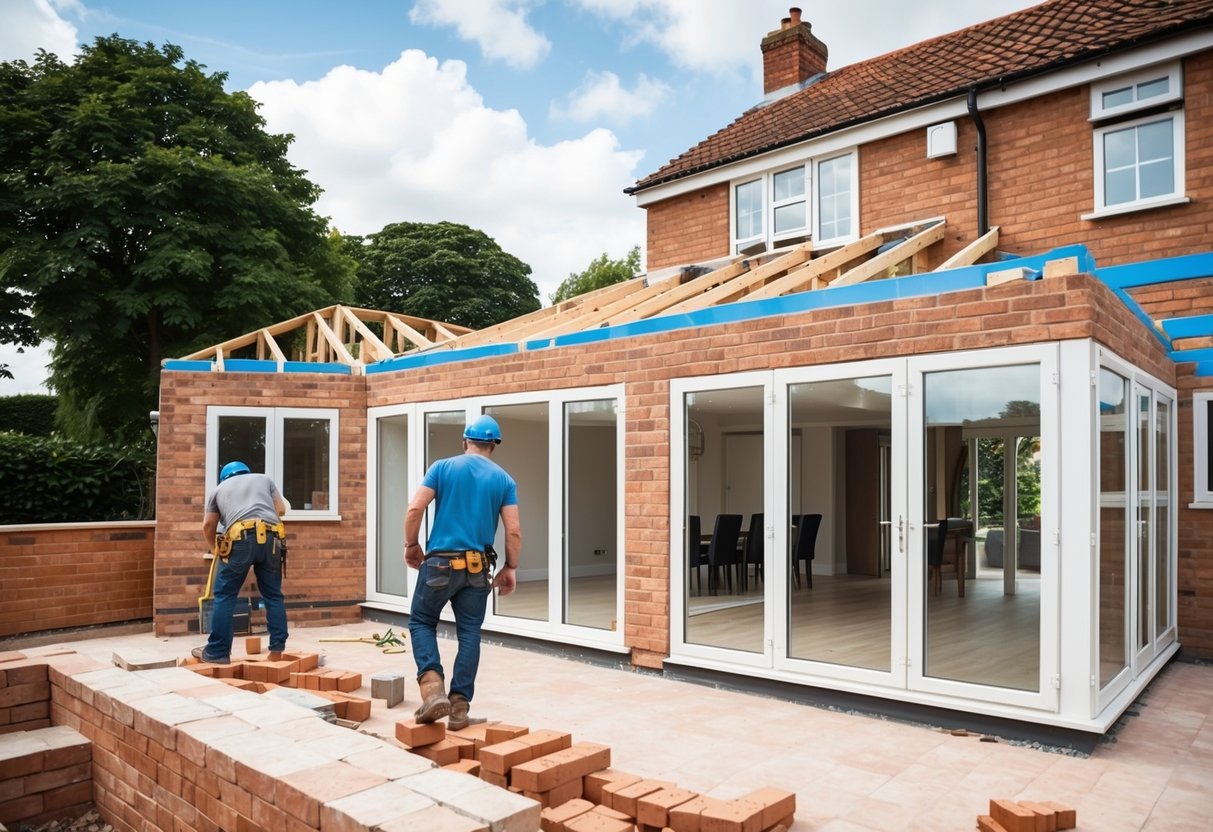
[204,535,287,660]
[408,555,491,702]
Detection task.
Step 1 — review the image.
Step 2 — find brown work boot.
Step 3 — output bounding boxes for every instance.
[447,693,486,731]
[414,670,450,723]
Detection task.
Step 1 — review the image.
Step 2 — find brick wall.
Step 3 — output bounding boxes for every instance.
[153,372,368,637]
[643,50,1213,273]
[0,523,154,639]
[645,182,729,272]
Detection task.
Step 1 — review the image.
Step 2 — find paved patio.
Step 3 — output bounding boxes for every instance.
[10,622,1212,831]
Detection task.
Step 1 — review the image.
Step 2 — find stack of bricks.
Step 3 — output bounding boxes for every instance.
[978,799,1077,831]
[1,653,51,735]
[0,724,93,827]
[182,646,374,723]
[394,717,796,832]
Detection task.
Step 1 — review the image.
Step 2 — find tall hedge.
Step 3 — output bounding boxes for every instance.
[0,394,58,436]
[0,432,154,524]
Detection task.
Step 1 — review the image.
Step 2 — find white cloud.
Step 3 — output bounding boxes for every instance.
[552,70,670,125]
[0,0,80,63]
[248,50,645,301]
[410,0,551,69]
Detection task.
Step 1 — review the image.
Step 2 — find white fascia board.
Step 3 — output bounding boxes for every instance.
[633,30,1213,208]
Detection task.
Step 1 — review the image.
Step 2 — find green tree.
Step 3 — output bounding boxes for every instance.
[0,37,353,442]
[550,246,641,304]
[349,221,539,329]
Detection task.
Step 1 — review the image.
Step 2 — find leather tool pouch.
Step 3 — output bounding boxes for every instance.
[466,551,489,589]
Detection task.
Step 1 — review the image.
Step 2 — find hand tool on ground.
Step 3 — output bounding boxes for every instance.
[319,628,407,653]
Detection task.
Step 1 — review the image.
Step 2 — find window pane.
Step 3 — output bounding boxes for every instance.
[735,180,762,240]
[1102,86,1133,109]
[1156,398,1171,636]
[923,364,1041,692]
[1140,158,1175,199]
[818,155,852,240]
[1105,167,1136,206]
[1137,77,1169,100]
[1104,127,1136,170]
[773,166,805,201]
[774,202,806,234]
[487,402,550,623]
[1098,368,1129,689]
[376,415,409,596]
[282,418,330,510]
[1138,119,1173,161]
[564,399,618,630]
[218,416,267,480]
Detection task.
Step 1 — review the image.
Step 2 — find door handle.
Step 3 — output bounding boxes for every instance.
[880,517,905,553]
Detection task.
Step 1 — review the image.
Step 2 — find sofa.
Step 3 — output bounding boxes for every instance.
[984,526,1040,570]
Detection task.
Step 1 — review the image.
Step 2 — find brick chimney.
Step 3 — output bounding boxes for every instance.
[761,6,828,96]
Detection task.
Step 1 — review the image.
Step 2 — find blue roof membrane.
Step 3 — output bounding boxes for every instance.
[163,359,351,375]
[364,343,519,374]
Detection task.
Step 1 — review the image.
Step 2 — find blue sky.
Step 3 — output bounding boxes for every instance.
[1,0,1029,393]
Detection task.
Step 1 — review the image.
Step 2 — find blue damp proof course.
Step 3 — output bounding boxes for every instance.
[364,343,519,374]
[162,359,350,375]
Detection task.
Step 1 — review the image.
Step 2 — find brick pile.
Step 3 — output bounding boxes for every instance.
[181,648,375,723]
[977,798,1076,831]
[395,717,797,832]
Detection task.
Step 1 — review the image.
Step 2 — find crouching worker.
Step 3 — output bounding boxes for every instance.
[192,461,289,664]
[404,415,521,729]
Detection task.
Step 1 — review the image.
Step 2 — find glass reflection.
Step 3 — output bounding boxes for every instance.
[786,376,893,671]
[684,387,765,653]
[923,364,1041,691]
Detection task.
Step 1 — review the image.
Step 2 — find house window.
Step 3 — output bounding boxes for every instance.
[207,406,339,518]
[1195,392,1213,506]
[734,178,763,251]
[1088,63,1185,216]
[815,152,855,244]
[771,165,806,240]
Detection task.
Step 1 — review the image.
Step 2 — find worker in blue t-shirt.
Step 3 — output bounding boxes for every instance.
[404,414,521,730]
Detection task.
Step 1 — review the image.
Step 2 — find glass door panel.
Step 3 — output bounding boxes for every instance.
[684,386,766,654]
[1136,389,1152,655]
[376,414,409,597]
[424,410,466,546]
[1155,397,1172,640]
[563,400,618,630]
[486,402,550,622]
[1098,369,1130,690]
[920,363,1042,692]
[786,375,894,673]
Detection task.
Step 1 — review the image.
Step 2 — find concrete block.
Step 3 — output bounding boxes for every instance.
[371,671,406,708]
[320,779,434,831]
[378,803,490,831]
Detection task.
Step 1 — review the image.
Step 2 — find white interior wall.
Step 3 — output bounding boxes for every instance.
[567,423,618,577]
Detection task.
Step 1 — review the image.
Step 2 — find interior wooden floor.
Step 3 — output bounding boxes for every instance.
[494,567,1042,692]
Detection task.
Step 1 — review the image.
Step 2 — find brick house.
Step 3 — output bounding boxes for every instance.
[153,0,1213,741]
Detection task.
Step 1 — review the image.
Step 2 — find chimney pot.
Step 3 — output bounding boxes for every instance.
[781,16,791,29]
[790,7,802,26]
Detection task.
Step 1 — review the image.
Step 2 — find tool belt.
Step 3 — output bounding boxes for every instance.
[431,550,486,574]
[213,518,286,558]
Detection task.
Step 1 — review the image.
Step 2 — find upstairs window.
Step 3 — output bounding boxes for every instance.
[1088,63,1185,217]
[730,154,853,255]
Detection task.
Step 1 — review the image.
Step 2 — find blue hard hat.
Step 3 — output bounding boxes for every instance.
[463,415,502,444]
[219,461,251,482]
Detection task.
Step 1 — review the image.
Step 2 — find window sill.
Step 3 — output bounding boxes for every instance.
[1187,502,1213,510]
[285,513,342,522]
[1081,195,1190,221]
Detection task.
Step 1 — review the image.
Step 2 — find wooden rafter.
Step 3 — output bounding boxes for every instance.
[831,221,947,287]
[743,232,887,300]
[662,243,815,315]
[936,226,1000,271]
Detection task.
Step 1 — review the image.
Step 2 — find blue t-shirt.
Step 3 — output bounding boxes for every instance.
[422,453,517,553]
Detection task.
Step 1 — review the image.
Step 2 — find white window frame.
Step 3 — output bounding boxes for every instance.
[732,177,765,254]
[205,405,340,521]
[812,149,859,248]
[769,163,808,245]
[1089,62,1182,121]
[1193,391,1213,507]
[1085,62,1187,220]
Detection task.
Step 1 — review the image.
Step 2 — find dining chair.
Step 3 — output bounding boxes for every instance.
[791,513,821,589]
[742,513,764,592]
[687,514,709,595]
[926,517,949,595]
[706,513,744,595]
